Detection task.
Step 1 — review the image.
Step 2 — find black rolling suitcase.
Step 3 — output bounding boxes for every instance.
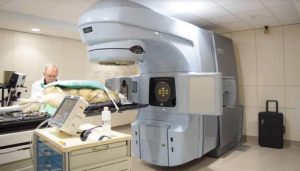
[258,100,285,148]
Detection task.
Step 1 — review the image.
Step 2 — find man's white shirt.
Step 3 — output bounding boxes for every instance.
[31,78,45,99]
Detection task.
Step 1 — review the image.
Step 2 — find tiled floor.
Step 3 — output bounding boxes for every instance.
[1,125,300,171]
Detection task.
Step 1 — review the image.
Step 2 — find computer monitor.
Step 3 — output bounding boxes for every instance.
[8,72,26,88]
[49,96,88,135]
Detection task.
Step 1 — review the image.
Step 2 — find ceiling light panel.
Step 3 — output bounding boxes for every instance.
[31,28,40,32]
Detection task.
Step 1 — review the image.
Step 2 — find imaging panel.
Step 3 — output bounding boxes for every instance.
[149,77,176,107]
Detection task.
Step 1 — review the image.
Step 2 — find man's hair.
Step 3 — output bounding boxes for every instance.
[44,63,58,72]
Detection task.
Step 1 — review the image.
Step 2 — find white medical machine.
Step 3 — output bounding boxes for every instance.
[78,0,243,166]
[48,96,88,135]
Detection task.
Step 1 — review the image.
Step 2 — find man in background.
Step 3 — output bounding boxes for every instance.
[31,63,58,99]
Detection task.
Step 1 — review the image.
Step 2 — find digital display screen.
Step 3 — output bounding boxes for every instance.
[53,98,78,123]
[149,77,176,107]
[155,82,171,103]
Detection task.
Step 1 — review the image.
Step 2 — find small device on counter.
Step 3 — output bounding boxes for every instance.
[48,96,88,135]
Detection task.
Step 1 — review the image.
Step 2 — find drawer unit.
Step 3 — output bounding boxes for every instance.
[72,157,131,171]
[36,140,63,171]
[33,128,131,171]
[70,141,129,169]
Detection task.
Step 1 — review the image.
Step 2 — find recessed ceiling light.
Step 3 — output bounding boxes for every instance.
[31,28,40,32]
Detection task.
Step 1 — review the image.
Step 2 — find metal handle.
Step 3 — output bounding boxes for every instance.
[44,162,53,168]
[43,149,53,156]
[92,144,109,151]
[266,100,278,113]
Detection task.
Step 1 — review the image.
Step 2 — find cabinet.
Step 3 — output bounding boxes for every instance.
[33,128,131,171]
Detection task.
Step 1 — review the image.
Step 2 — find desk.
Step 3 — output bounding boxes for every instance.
[33,128,132,171]
[0,114,49,165]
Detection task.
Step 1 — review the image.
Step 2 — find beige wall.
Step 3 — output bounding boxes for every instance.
[223,24,300,141]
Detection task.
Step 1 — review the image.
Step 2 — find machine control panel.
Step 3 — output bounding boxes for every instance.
[149,77,176,107]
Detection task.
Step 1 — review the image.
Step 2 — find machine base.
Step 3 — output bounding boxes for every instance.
[206,139,240,157]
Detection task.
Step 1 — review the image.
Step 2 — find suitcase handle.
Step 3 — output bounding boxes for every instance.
[266,100,278,113]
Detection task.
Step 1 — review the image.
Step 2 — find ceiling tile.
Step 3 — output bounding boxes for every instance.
[218,21,253,31]
[173,13,214,27]
[34,3,85,22]
[260,0,294,8]
[0,10,79,39]
[0,0,61,15]
[0,0,300,40]
[61,0,98,9]
[295,2,300,13]
[222,0,265,14]
[193,6,231,18]
[0,0,9,6]
[276,13,300,25]
[213,0,246,5]
[131,1,173,16]
[246,17,280,28]
[137,0,219,16]
[66,16,80,25]
[210,27,229,33]
[268,3,298,15]
[208,15,241,24]
[235,9,273,20]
